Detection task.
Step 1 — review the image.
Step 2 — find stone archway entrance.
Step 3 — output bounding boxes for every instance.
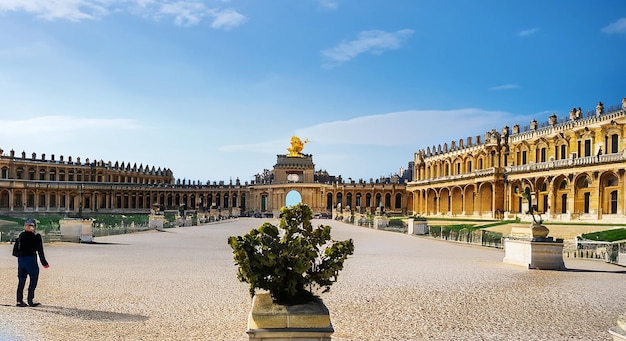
[286,190,302,207]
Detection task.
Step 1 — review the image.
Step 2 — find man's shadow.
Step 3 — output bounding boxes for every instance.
[2,304,149,322]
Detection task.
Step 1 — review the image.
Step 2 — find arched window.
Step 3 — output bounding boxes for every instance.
[577,177,589,188]
[606,174,618,187]
[395,193,402,209]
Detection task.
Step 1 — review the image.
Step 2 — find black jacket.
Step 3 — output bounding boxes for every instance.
[16,231,49,267]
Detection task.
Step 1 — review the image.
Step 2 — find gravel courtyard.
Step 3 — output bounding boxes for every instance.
[1,218,624,340]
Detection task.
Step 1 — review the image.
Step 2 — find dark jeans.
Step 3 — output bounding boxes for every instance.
[17,256,39,303]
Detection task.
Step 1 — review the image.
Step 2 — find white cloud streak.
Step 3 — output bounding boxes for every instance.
[160,1,207,26]
[0,0,247,29]
[489,84,519,91]
[322,29,414,68]
[602,18,626,34]
[518,28,539,37]
[317,0,338,10]
[220,108,513,152]
[0,116,142,135]
[209,8,247,30]
[0,0,108,21]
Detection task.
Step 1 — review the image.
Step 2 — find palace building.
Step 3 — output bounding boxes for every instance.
[0,136,408,218]
[3,97,625,223]
[407,97,626,223]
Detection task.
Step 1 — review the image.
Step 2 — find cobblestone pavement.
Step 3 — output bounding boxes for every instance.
[1,218,624,340]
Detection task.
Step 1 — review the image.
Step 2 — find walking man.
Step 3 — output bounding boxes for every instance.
[15,219,49,307]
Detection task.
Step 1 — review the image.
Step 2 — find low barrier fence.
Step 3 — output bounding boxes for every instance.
[428,225,503,248]
[569,239,626,266]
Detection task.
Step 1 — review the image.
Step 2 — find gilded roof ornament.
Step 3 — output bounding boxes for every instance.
[286,136,309,157]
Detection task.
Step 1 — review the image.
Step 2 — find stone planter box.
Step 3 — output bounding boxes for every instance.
[407,219,428,235]
[247,293,334,341]
[503,238,565,270]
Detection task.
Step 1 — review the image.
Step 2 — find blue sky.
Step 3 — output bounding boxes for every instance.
[1,1,625,184]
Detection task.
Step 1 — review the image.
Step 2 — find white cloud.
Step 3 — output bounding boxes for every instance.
[322,29,414,68]
[209,8,247,30]
[220,108,512,151]
[159,1,207,26]
[0,0,247,29]
[0,115,149,165]
[0,116,142,135]
[317,0,338,10]
[602,18,626,34]
[489,84,520,91]
[0,0,108,21]
[518,28,539,37]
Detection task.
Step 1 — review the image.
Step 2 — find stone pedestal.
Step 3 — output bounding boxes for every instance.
[407,219,428,235]
[59,218,94,243]
[247,293,334,341]
[373,217,388,230]
[149,214,165,230]
[503,238,566,270]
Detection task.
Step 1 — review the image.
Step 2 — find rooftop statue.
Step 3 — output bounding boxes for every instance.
[287,135,309,157]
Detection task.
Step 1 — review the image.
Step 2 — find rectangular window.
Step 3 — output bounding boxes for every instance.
[560,145,566,160]
[522,151,527,165]
[584,140,591,157]
[612,134,619,153]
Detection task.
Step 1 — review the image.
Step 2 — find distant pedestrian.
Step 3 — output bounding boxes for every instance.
[15,219,49,307]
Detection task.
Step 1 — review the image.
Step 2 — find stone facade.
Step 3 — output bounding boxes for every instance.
[4,97,623,223]
[0,150,407,217]
[408,97,626,223]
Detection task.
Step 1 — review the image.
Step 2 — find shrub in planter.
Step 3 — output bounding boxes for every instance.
[228,203,354,305]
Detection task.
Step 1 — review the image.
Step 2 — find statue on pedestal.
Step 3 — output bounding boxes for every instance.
[521,188,549,240]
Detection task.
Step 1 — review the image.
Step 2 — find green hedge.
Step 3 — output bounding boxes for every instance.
[581,228,626,242]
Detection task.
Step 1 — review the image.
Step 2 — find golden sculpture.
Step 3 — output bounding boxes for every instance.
[287,136,309,157]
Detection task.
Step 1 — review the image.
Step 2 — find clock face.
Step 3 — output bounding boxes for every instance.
[287,173,300,182]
